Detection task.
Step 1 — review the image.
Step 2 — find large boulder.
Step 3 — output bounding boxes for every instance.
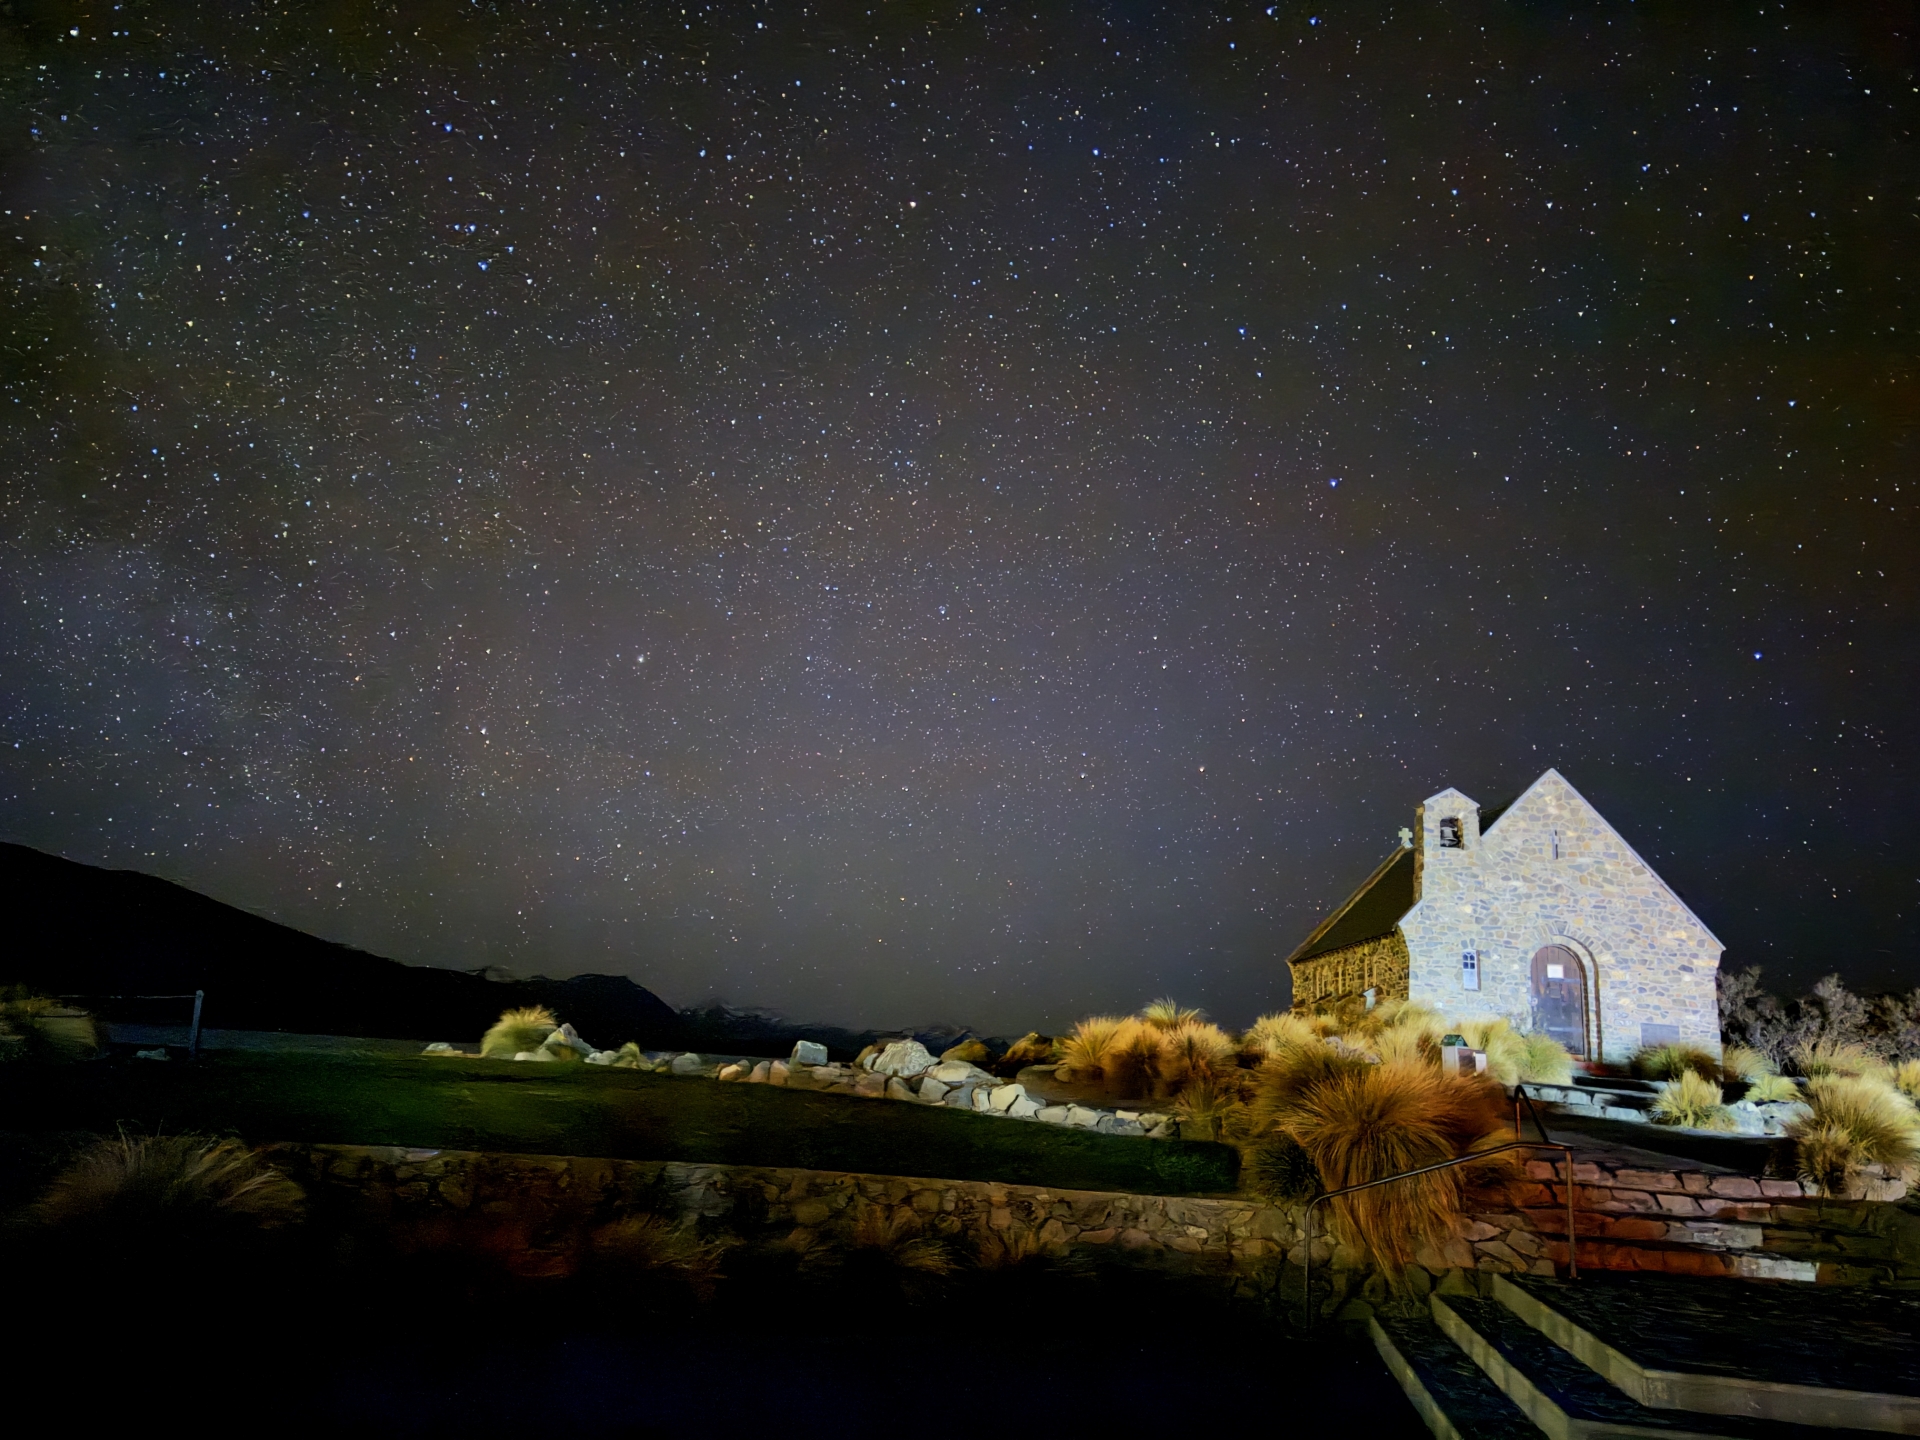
[871,1039,937,1078]
[790,1039,829,1065]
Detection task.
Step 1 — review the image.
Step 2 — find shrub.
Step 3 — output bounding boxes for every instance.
[1743,1073,1802,1104]
[610,1041,649,1069]
[481,1006,559,1058]
[1632,1041,1722,1082]
[846,1204,956,1275]
[1788,1077,1920,1196]
[1056,1015,1130,1081]
[1649,1070,1736,1130]
[1790,1037,1878,1080]
[1259,1056,1510,1274]
[1516,1032,1574,1086]
[38,1133,305,1243]
[1141,997,1202,1031]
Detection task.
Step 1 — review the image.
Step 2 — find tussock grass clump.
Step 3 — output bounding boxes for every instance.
[1649,1070,1736,1130]
[997,1031,1056,1073]
[846,1204,956,1275]
[0,989,100,1063]
[1141,998,1202,1031]
[1789,1076,1920,1196]
[587,1215,732,1300]
[1106,1026,1165,1101]
[1892,1059,1920,1104]
[1160,1019,1237,1088]
[1254,1053,1510,1274]
[481,1005,559,1058]
[1454,1017,1530,1086]
[1171,1069,1248,1143]
[1243,1135,1323,1203]
[1719,1043,1776,1083]
[1790,1037,1878,1080]
[1240,1011,1323,1061]
[1632,1041,1722,1082]
[973,1227,1048,1269]
[1516,1032,1574,1085]
[1057,1015,1129,1081]
[38,1133,305,1238]
[1743,1073,1802,1104]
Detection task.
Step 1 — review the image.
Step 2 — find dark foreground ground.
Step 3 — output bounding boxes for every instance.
[4,1129,1416,1434]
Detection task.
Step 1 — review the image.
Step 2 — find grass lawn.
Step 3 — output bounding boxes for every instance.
[0,1051,1241,1195]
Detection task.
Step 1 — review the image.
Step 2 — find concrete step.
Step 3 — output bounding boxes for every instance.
[1492,1272,1920,1435]
[1370,1310,1548,1440]
[1430,1292,1890,1440]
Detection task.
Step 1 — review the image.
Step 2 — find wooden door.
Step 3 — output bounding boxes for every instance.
[1530,945,1588,1057]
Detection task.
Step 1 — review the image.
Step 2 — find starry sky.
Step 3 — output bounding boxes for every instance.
[3,0,1915,1034]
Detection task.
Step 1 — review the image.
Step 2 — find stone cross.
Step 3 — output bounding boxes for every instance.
[1398,827,1414,848]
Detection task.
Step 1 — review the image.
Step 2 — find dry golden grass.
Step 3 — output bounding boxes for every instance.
[1106,1025,1165,1100]
[38,1133,305,1234]
[1744,1073,1802,1104]
[1141,997,1203,1031]
[481,1005,559,1058]
[1453,1017,1530,1086]
[998,1031,1057,1071]
[1516,1032,1575,1085]
[1649,1070,1736,1130]
[1172,1070,1249,1143]
[1056,1015,1130,1081]
[1790,1038,1879,1080]
[1789,1076,1920,1195]
[587,1215,732,1299]
[1631,1041,1722,1082]
[847,1203,957,1274]
[1240,1011,1323,1061]
[1160,1019,1238,1087]
[1719,1043,1776,1082]
[1257,1054,1510,1274]
[973,1226,1048,1269]
[1893,1059,1920,1103]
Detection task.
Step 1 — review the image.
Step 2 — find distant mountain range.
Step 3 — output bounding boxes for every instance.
[0,841,683,1048]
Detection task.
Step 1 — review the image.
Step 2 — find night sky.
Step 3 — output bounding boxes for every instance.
[3,1,1915,1034]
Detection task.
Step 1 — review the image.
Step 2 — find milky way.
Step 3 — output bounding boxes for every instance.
[3,2,1914,1031]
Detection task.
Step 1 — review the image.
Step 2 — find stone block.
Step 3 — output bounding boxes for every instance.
[1759,1179,1806,1198]
[1168,1234,1204,1254]
[1079,1227,1118,1244]
[1708,1175,1763,1199]
[790,1040,829,1066]
[1606,1188,1657,1212]
[1606,1217,1668,1241]
[916,1076,949,1104]
[1612,1168,1682,1192]
[1035,1106,1071,1125]
[1655,1193,1702,1215]
[769,1060,790,1086]
[987,1083,1027,1113]
[748,1061,772,1083]
[1064,1105,1102,1128]
[1038,1218,1072,1249]
[1680,1171,1714,1194]
[886,1077,916,1102]
[1118,1228,1160,1250]
[1461,1219,1502,1242]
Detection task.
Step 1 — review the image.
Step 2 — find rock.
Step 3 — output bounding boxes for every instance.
[669,1052,705,1075]
[133,1048,168,1061]
[928,1060,983,1084]
[809,1065,842,1084]
[887,1077,918,1102]
[943,1086,976,1108]
[1137,1113,1170,1129]
[749,1060,772,1083]
[422,1042,455,1054]
[1035,1105,1071,1125]
[1107,1119,1145,1137]
[854,1072,886,1097]
[939,1039,992,1065]
[769,1060,790,1086]
[971,1086,992,1112]
[513,1050,553,1062]
[854,1044,882,1071]
[585,1051,614,1066]
[918,1077,951,1104]
[988,1084,1028,1113]
[717,1063,744,1081]
[1007,1096,1042,1119]
[1064,1105,1102,1128]
[791,1040,829,1066]
[872,1039,937,1078]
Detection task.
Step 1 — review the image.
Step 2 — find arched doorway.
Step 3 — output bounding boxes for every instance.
[1530,945,1589,1058]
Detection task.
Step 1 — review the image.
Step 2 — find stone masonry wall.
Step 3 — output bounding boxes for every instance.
[1400,771,1722,1061]
[1290,931,1412,1009]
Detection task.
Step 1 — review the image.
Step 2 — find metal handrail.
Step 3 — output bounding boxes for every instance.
[1513,1081,1554,1145]
[1300,1138,1579,1327]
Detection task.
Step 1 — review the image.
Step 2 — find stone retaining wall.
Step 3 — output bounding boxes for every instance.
[263,1143,1332,1284]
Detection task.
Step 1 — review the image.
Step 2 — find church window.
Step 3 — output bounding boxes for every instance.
[1461,950,1480,990]
[1439,816,1463,848]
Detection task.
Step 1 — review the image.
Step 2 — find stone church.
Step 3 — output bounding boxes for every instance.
[1285,769,1722,1063]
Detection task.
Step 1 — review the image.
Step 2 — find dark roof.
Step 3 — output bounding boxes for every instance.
[1477,794,1520,832]
[1286,844,1418,965]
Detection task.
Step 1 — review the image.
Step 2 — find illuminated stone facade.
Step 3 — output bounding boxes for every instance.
[1288,769,1723,1063]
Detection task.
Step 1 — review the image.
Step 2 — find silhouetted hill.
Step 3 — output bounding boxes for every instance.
[0,842,682,1047]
